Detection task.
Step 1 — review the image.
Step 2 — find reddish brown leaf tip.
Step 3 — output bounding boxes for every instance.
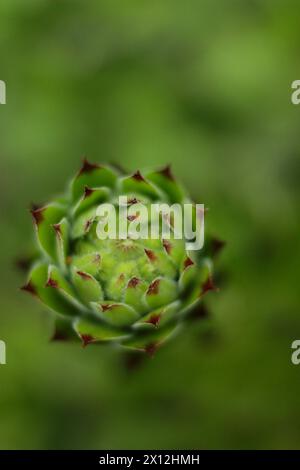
[190,303,210,321]
[76,270,93,280]
[159,164,174,181]
[80,334,95,347]
[144,342,159,357]
[20,281,37,297]
[144,249,157,262]
[52,223,62,236]
[51,331,69,342]
[30,202,42,211]
[211,237,226,257]
[128,277,141,288]
[162,239,172,254]
[145,313,161,327]
[15,256,33,272]
[78,158,100,176]
[184,257,194,269]
[127,214,138,221]
[83,186,94,199]
[101,303,117,312]
[30,207,45,225]
[127,197,139,206]
[84,218,93,233]
[46,277,59,288]
[147,279,160,296]
[132,170,145,182]
[201,276,219,296]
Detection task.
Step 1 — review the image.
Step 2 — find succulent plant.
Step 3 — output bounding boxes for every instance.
[21,160,222,354]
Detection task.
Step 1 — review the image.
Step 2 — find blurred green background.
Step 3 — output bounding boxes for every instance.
[0,0,300,450]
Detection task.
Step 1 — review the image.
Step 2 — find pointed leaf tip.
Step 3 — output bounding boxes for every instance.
[132,170,145,182]
[144,249,157,262]
[51,331,69,342]
[76,270,93,280]
[184,257,194,269]
[101,303,117,312]
[128,277,141,288]
[201,276,219,296]
[159,164,174,181]
[20,281,37,296]
[147,279,160,296]
[144,342,159,357]
[211,237,226,257]
[78,158,100,176]
[83,186,94,199]
[52,223,62,236]
[162,239,172,254]
[45,277,59,288]
[30,207,45,225]
[127,197,139,206]
[145,314,161,327]
[80,334,95,347]
[190,303,210,321]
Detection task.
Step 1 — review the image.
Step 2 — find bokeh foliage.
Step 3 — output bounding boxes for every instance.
[0,0,300,449]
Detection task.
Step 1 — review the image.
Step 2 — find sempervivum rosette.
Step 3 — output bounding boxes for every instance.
[22,160,222,354]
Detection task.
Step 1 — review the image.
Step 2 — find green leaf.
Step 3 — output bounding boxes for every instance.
[71,161,117,202]
[73,187,110,217]
[54,218,69,270]
[71,252,101,277]
[137,300,181,328]
[71,207,97,238]
[124,277,149,314]
[31,204,66,260]
[146,166,185,203]
[74,316,129,344]
[92,301,139,327]
[122,322,180,351]
[119,172,162,200]
[145,277,178,310]
[25,262,84,316]
[71,268,103,304]
[179,259,212,309]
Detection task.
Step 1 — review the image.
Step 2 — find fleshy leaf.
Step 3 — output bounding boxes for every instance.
[92,301,139,327]
[179,259,212,309]
[137,300,181,328]
[73,186,110,217]
[71,252,101,277]
[145,277,178,310]
[71,207,97,238]
[53,218,69,270]
[124,277,148,314]
[146,166,185,203]
[74,316,129,343]
[24,262,84,316]
[120,172,162,200]
[31,203,66,260]
[71,268,103,304]
[121,322,180,352]
[71,160,117,202]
